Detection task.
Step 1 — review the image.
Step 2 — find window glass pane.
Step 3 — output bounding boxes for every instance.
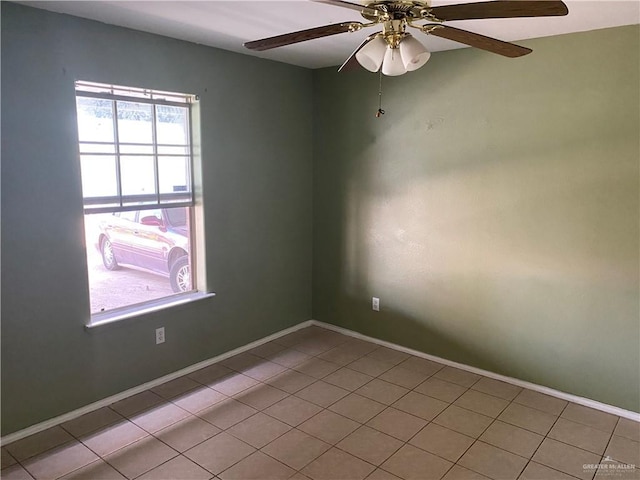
[76,97,114,142]
[157,145,190,155]
[120,156,156,197]
[158,156,190,195]
[156,105,189,145]
[84,206,193,314]
[117,101,153,144]
[80,155,117,198]
[80,143,116,154]
[120,144,153,155]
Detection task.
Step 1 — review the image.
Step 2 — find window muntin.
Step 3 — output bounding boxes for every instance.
[76,81,199,319]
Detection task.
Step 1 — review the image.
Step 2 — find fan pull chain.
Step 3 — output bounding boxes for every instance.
[376,70,385,118]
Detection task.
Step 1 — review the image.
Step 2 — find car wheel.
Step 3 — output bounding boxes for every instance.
[101,238,119,271]
[170,256,190,293]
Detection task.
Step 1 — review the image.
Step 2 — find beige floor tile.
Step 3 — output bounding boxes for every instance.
[198,398,257,430]
[341,339,380,356]
[267,348,312,368]
[242,360,289,382]
[248,341,287,359]
[1,464,36,480]
[294,358,341,379]
[323,368,373,391]
[23,441,98,480]
[356,379,409,406]
[382,444,453,480]
[519,462,578,480]
[61,407,124,438]
[154,416,220,452]
[433,367,481,388]
[366,468,402,480]
[561,403,618,433]
[59,459,127,479]
[184,432,255,475]
[615,418,640,442]
[459,441,527,480]
[470,378,522,401]
[130,402,191,433]
[605,435,640,467]
[348,357,395,377]
[397,357,444,376]
[498,403,557,435]
[337,426,403,466]
[220,353,264,372]
[512,389,567,416]
[478,420,543,458]
[227,412,290,448]
[549,418,612,455]
[151,376,202,400]
[302,448,376,480]
[104,436,178,479]
[441,465,490,480]
[318,345,367,366]
[188,364,234,385]
[262,429,330,470]
[379,364,431,389]
[532,438,601,480]
[594,458,640,480]
[2,447,18,469]
[172,386,227,414]
[329,393,387,424]
[453,390,509,418]
[366,407,428,441]
[366,347,410,366]
[392,391,448,421]
[415,378,468,403]
[299,410,360,444]
[433,405,493,438]
[80,420,148,457]
[264,396,323,426]
[210,373,260,396]
[294,339,337,357]
[267,370,317,394]
[409,423,474,462]
[219,451,295,480]
[6,426,75,462]
[296,380,350,407]
[137,455,213,479]
[233,383,289,410]
[109,391,165,418]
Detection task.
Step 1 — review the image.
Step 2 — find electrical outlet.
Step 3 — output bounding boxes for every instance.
[372,297,380,312]
[156,327,165,344]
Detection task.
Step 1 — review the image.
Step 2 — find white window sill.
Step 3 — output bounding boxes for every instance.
[86,291,216,329]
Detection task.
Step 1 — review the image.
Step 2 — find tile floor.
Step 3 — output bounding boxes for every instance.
[2,326,639,480]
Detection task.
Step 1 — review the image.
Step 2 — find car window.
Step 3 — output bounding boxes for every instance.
[165,208,187,227]
[120,211,137,222]
[142,209,162,224]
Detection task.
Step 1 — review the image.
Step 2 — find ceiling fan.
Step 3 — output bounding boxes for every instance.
[244,0,569,76]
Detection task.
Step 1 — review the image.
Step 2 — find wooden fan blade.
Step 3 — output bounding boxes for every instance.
[313,0,381,17]
[244,22,363,51]
[429,1,568,21]
[338,34,380,72]
[426,25,532,57]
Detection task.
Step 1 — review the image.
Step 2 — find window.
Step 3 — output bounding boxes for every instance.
[76,81,201,321]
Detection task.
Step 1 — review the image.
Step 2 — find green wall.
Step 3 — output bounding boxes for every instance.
[313,25,640,412]
[1,3,313,435]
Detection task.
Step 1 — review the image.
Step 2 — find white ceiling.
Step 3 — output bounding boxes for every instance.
[19,0,640,69]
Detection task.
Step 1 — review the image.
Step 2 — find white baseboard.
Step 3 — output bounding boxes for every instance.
[0,320,314,447]
[310,320,640,422]
[3,317,637,446]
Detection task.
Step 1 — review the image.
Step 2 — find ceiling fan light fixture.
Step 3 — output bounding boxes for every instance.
[381,47,406,76]
[400,35,431,71]
[355,36,387,72]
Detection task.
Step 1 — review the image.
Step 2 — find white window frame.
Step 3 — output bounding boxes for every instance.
[76,81,211,327]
